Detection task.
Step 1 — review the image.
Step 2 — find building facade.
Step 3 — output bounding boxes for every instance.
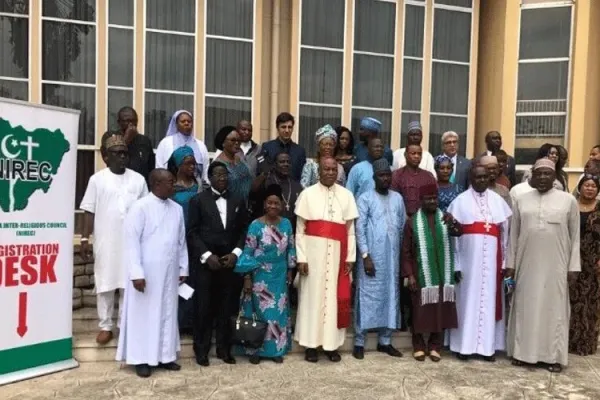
[0,0,597,231]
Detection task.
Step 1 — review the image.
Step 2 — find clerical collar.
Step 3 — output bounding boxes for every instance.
[150,192,169,202]
[318,182,335,190]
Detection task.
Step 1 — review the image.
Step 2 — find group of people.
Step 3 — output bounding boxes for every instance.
[79,105,600,378]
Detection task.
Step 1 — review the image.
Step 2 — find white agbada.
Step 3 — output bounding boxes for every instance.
[294,183,359,351]
[447,188,512,356]
[392,147,436,177]
[79,168,148,293]
[155,135,210,184]
[116,194,189,366]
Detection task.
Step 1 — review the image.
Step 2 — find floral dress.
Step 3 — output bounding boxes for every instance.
[235,218,297,358]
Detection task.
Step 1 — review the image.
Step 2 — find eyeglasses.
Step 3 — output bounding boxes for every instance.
[444,140,458,145]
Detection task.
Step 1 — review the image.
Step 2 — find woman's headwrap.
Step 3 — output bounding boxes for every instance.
[315,124,337,145]
[434,154,454,169]
[171,145,195,168]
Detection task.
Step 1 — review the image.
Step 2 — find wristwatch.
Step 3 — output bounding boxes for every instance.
[362,253,369,259]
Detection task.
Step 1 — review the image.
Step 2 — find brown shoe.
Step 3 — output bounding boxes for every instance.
[96,330,113,345]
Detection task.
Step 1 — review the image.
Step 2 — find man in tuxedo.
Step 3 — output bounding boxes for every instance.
[439,131,470,192]
[187,161,248,366]
[480,131,517,187]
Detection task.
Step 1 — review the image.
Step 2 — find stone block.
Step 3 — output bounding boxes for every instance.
[73,288,82,299]
[84,263,95,275]
[72,296,82,310]
[89,275,95,286]
[73,253,85,265]
[74,275,90,288]
[83,292,96,307]
[73,264,85,277]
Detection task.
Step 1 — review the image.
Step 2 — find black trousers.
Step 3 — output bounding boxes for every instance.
[193,267,243,358]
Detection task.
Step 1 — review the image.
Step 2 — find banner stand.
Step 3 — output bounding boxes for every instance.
[0,359,79,386]
[0,98,80,385]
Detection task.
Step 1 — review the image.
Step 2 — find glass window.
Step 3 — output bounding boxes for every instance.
[515,6,572,164]
[144,92,193,149]
[146,0,195,33]
[430,63,469,115]
[429,115,467,156]
[0,0,28,14]
[433,9,471,63]
[301,0,345,49]
[205,97,251,152]
[351,109,392,147]
[42,22,96,84]
[107,89,133,132]
[0,80,27,100]
[206,39,253,97]
[404,5,425,58]
[519,7,571,60]
[352,55,393,109]
[0,16,28,78]
[402,59,422,112]
[109,0,134,26]
[145,32,195,92]
[300,49,344,105]
[354,0,395,55]
[108,28,134,87]
[435,0,472,7]
[300,105,342,157]
[43,0,95,22]
[206,0,253,39]
[42,84,96,145]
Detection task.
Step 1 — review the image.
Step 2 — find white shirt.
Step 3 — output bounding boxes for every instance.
[199,187,242,263]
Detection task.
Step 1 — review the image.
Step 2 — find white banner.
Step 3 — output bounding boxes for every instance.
[0,98,79,385]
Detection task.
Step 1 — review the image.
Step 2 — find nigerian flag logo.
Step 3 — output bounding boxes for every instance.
[0,118,70,212]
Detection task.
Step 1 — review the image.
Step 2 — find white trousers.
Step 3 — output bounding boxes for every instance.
[97,289,124,331]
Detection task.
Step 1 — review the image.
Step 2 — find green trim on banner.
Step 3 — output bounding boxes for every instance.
[0,338,72,375]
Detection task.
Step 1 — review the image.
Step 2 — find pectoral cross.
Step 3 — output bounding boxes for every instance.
[285,204,290,211]
[484,222,491,232]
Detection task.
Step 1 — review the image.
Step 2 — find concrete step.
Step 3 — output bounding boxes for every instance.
[72,331,414,363]
[72,307,118,334]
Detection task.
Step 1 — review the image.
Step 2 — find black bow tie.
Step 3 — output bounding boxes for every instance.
[213,191,229,200]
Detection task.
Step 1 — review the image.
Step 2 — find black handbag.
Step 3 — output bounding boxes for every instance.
[230,294,268,349]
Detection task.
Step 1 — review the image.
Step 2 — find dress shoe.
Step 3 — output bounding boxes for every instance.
[273,356,284,364]
[249,355,260,365]
[456,353,469,361]
[220,354,236,364]
[377,344,403,358]
[324,350,341,362]
[158,362,181,371]
[135,364,151,378]
[305,348,318,363]
[195,356,209,367]
[96,331,113,345]
[483,354,496,362]
[353,346,365,360]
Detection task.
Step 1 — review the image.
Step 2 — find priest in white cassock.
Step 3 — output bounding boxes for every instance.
[506,159,580,373]
[295,157,359,363]
[447,165,512,361]
[116,169,189,378]
[79,134,148,346]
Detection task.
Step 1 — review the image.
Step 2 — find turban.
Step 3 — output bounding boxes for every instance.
[479,155,498,166]
[372,158,391,174]
[214,125,237,151]
[360,117,382,133]
[264,184,283,201]
[407,120,422,133]
[419,182,438,198]
[315,124,337,144]
[171,145,195,167]
[434,154,453,168]
[533,158,555,171]
[104,134,126,150]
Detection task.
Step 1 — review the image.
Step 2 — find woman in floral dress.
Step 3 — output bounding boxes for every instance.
[569,175,600,355]
[235,184,296,364]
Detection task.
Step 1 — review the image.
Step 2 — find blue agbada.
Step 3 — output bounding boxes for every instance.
[355,189,406,331]
[346,160,375,198]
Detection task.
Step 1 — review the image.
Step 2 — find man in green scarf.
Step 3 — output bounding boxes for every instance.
[401,183,462,362]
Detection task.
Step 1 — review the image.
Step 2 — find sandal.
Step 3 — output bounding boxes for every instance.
[547,363,562,373]
[413,351,426,362]
[429,350,441,362]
